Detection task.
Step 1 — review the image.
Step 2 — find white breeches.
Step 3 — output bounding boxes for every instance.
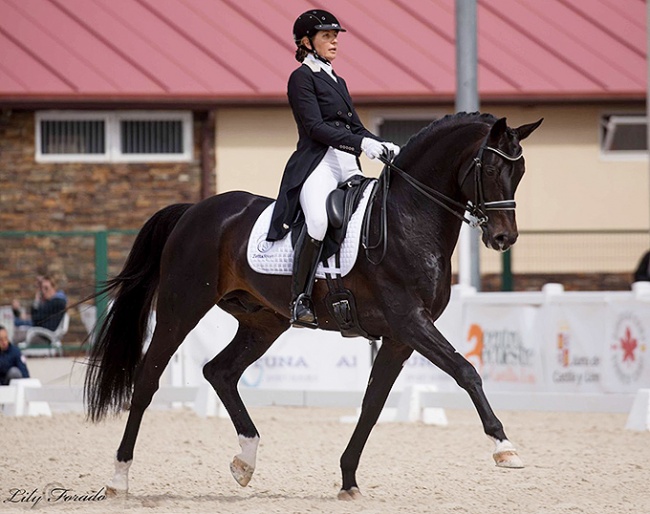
[299,147,362,241]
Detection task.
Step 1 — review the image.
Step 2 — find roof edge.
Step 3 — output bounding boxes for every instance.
[0,92,644,110]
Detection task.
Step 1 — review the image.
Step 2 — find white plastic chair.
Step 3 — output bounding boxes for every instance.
[0,305,15,341]
[19,313,70,357]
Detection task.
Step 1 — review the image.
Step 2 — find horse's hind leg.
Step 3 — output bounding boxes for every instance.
[202,306,289,487]
[108,300,215,495]
[339,337,413,500]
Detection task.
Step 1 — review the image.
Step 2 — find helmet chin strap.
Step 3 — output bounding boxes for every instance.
[305,38,331,65]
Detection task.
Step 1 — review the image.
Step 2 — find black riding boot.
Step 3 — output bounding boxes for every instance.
[290,231,323,328]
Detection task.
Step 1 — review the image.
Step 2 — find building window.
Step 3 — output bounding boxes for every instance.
[35,111,193,162]
[600,114,647,158]
[377,118,437,147]
[40,118,106,155]
[120,120,183,155]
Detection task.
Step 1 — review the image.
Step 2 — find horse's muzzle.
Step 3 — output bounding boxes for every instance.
[482,224,518,252]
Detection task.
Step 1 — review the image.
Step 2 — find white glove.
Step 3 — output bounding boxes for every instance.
[361,137,385,160]
[382,142,401,157]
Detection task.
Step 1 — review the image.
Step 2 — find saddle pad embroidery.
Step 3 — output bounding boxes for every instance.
[247,183,374,278]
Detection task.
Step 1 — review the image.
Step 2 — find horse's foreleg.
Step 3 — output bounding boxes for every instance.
[202,308,289,488]
[414,324,523,468]
[338,338,413,500]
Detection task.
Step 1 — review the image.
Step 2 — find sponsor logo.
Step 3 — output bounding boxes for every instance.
[256,235,274,254]
[465,323,536,383]
[557,325,570,367]
[241,354,311,387]
[552,323,600,385]
[610,311,647,384]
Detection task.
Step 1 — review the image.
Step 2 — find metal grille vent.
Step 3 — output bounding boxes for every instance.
[40,119,105,154]
[120,120,183,154]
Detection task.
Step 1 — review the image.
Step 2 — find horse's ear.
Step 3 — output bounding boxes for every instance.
[514,118,543,141]
[488,117,508,144]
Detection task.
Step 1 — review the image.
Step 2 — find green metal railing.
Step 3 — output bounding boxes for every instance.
[501,250,512,291]
[498,229,650,291]
[0,229,138,326]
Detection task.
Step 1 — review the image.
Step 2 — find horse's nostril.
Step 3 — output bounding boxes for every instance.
[494,233,516,249]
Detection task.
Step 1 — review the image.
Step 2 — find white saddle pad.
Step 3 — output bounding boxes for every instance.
[247,182,375,278]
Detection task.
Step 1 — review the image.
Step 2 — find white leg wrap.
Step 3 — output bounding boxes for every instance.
[230,435,259,487]
[490,437,524,468]
[107,456,132,495]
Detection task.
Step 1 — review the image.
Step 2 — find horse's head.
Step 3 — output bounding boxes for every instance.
[463,117,543,252]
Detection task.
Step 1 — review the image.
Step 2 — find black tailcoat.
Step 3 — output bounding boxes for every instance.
[267,59,381,241]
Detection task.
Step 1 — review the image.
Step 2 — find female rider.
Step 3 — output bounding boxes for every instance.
[267,9,400,328]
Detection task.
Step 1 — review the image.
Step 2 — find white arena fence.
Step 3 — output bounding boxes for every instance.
[3,283,650,429]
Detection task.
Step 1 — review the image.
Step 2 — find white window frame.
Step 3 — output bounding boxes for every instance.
[600,113,648,161]
[35,110,193,163]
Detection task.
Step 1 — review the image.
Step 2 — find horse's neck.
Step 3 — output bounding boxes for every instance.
[387,140,473,260]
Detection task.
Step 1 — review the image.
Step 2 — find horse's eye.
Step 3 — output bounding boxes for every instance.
[484,165,497,176]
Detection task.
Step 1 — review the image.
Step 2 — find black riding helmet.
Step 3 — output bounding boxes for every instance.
[293,9,347,46]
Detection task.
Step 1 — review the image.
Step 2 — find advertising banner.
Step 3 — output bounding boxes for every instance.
[179,307,372,392]
[602,301,650,393]
[172,295,650,397]
[540,303,605,393]
[460,305,543,391]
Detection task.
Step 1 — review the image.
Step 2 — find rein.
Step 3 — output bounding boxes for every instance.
[362,143,523,264]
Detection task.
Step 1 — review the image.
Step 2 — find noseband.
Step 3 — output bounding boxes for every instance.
[362,140,523,263]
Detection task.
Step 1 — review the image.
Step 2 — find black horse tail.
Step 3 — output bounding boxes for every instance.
[84,202,193,422]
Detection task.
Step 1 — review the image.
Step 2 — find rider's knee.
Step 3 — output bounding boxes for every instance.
[306,219,328,241]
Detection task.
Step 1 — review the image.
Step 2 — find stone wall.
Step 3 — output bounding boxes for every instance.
[0,110,214,346]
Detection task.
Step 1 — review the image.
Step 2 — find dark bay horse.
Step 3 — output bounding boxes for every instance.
[85,112,542,500]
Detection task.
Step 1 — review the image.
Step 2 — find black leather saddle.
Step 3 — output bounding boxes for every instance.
[322,175,374,260]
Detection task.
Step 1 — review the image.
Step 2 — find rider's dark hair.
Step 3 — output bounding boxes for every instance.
[295,45,309,63]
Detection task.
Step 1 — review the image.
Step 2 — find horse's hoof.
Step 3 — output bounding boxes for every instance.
[492,438,524,468]
[105,485,126,498]
[337,487,363,501]
[493,449,524,468]
[230,456,255,487]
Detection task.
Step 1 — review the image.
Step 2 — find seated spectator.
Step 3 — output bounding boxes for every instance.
[0,325,30,385]
[12,276,67,339]
[633,250,650,283]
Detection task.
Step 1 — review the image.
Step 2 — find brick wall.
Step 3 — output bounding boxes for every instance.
[0,110,214,346]
[481,273,632,292]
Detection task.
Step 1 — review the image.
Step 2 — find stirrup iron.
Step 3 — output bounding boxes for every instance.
[291,293,318,328]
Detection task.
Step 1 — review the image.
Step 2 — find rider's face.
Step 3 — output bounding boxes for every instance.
[305,30,339,61]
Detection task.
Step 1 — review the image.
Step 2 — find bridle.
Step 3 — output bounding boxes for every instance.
[362,138,524,264]
[460,143,523,226]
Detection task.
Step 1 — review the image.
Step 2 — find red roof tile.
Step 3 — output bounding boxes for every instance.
[0,0,645,106]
